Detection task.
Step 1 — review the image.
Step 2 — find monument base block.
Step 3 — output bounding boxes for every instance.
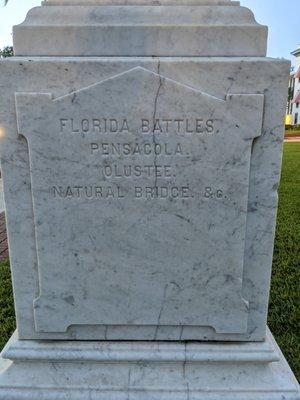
[0,328,298,400]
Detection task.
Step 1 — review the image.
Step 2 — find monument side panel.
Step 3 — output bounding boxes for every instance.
[0,58,290,341]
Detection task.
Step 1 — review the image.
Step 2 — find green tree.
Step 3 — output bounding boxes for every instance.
[0,46,13,58]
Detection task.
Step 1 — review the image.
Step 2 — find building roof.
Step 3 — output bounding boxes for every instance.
[291,46,300,57]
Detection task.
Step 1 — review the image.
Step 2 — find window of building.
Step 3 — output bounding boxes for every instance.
[297,103,299,109]
[295,113,298,125]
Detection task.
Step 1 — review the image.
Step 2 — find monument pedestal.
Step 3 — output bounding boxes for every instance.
[0,0,299,398]
[0,329,298,399]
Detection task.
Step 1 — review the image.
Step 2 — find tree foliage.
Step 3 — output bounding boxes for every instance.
[0,46,13,58]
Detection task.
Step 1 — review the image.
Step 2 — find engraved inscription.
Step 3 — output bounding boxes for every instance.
[90,142,185,156]
[102,165,174,179]
[59,117,216,134]
[54,117,217,200]
[53,185,126,199]
[52,185,227,200]
[52,185,195,199]
[16,67,264,335]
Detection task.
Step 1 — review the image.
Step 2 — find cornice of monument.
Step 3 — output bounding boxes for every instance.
[13,0,267,57]
[42,0,240,5]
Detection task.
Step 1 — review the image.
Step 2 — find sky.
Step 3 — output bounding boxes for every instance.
[0,0,299,68]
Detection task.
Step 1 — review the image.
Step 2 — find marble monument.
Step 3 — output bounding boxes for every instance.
[0,0,299,398]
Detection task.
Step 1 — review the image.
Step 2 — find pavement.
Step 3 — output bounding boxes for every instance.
[0,179,4,213]
[0,180,8,260]
[284,136,300,142]
[0,212,8,261]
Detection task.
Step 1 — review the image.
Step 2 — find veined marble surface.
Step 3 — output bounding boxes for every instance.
[0,328,299,399]
[43,0,240,5]
[15,66,263,335]
[0,0,297,397]
[13,2,267,56]
[0,57,290,341]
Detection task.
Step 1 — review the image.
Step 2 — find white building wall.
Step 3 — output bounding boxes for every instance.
[292,76,300,125]
[287,47,300,126]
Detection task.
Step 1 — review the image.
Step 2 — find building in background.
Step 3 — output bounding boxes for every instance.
[286,46,300,126]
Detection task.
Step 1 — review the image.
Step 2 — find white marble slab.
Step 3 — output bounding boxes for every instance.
[0,0,298,397]
[44,0,239,4]
[0,57,290,341]
[15,66,263,335]
[0,328,299,400]
[0,0,298,396]
[13,3,267,56]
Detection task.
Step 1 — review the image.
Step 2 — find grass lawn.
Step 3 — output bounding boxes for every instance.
[268,142,300,380]
[0,259,15,351]
[0,143,299,380]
